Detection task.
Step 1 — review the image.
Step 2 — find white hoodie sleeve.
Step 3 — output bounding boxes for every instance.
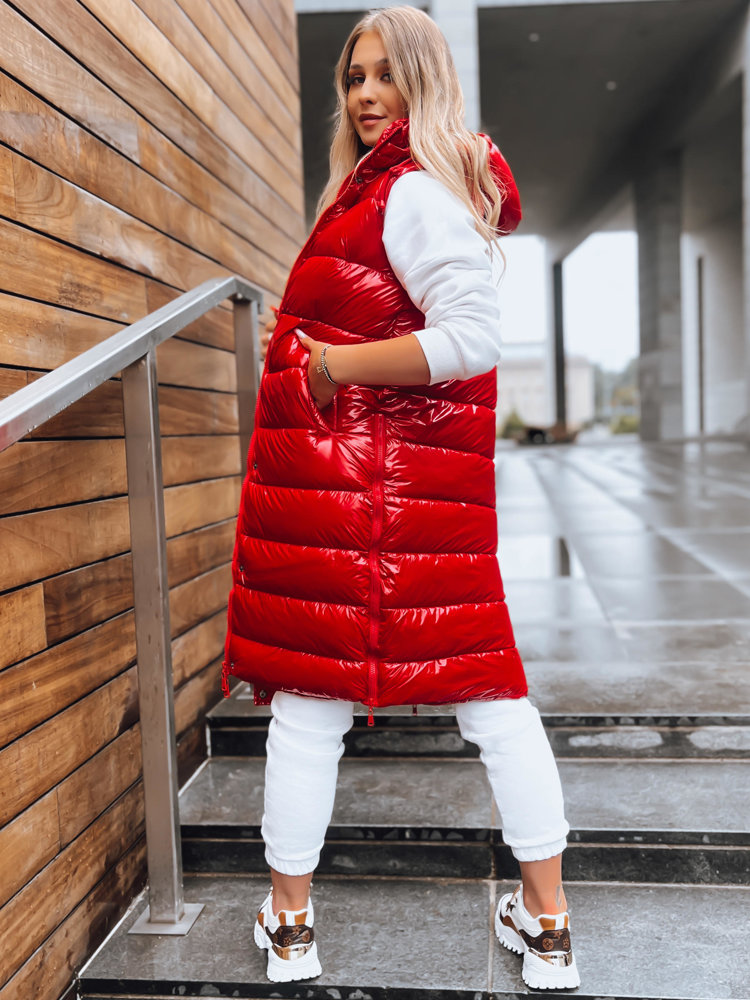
[382,169,503,385]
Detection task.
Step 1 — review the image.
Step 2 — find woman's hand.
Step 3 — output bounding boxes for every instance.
[297,334,340,410]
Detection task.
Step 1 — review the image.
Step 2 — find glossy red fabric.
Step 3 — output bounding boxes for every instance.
[223,117,528,712]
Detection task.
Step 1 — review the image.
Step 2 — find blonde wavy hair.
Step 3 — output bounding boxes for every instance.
[315,6,508,253]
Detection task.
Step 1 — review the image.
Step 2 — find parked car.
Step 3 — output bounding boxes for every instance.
[517,422,579,446]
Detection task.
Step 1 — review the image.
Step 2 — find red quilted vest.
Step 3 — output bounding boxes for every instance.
[223,117,528,720]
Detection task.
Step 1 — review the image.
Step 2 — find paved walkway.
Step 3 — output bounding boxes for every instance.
[496,439,750,719]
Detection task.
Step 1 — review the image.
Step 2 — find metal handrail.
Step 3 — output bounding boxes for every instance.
[0,274,263,935]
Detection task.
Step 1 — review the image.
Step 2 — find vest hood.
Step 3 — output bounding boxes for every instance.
[353,117,522,236]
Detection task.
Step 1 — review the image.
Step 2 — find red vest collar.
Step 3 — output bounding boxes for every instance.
[352,117,412,184]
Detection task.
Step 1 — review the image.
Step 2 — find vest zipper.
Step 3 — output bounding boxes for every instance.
[367,412,386,725]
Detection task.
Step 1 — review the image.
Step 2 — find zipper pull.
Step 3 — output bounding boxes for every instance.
[367,705,375,727]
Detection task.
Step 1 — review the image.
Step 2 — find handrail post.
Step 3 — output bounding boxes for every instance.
[233,292,261,468]
[122,351,203,935]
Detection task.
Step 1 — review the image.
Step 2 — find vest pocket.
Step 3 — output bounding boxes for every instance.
[293,330,335,433]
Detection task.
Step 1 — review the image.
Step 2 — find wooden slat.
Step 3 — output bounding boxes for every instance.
[0,479,236,618]
[0,783,144,987]
[18,374,237,439]
[0,434,240,516]
[0,293,118,370]
[175,0,299,137]
[176,716,207,786]
[0,584,47,668]
[212,0,299,111]
[0,71,298,280]
[0,498,131,592]
[43,519,235,644]
[0,440,126,515]
[0,4,140,161]
[158,386,240,436]
[174,657,224,735]
[0,839,146,1000]
[43,553,133,645]
[4,149,270,296]
[0,145,15,216]
[164,476,241,536]
[166,518,236,587]
[172,610,227,688]
[80,0,301,209]
[57,727,142,847]
[156,339,236,392]
[0,793,60,909]
[236,0,298,84]
[0,616,137,759]
[0,667,139,826]
[161,436,241,486]
[134,0,299,163]
[0,293,237,389]
[0,217,148,322]
[0,369,27,399]
[5,144,287,304]
[259,0,297,58]
[5,2,303,239]
[26,377,124,439]
[169,563,232,637]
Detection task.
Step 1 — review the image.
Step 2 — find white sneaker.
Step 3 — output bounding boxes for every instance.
[254,889,322,982]
[495,883,580,990]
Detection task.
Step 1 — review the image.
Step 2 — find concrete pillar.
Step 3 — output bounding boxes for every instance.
[552,261,567,427]
[634,151,684,441]
[543,244,563,427]
[429,0,480,132]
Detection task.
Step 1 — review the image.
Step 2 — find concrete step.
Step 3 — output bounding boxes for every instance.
[210,685,750,759]
[78,874,749,1000]
[180,757,750,884]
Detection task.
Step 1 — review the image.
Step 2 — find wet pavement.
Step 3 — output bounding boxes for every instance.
[496,441,750,717]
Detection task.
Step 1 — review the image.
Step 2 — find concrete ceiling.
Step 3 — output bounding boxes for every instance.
[477,0,746,236]
[296,1,746,237]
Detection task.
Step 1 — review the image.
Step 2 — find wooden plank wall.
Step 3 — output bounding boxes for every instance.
[0,2,302,998]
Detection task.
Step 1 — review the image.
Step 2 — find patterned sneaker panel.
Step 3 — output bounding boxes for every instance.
[501,885,575,968]
[257,893,316,962]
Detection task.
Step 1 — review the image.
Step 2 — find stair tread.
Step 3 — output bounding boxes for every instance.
[79,874,750,1000]
[181,757,750,839]
[210,678,750,726]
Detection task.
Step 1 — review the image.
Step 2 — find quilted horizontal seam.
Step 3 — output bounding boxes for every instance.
[257,426,494,451]
[238,532,498,559]
[383,642,520,666]
[236,635,364,664]
[240,530,496,557]
[234,580,508,613]
[246,480,496,510]
[384,494,498,511]
[397,437,496,458]
[247,479,367,496]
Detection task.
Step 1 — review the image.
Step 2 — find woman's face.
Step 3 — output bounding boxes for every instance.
[346,30,407,148]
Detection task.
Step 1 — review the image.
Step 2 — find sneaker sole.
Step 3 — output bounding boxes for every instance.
[254,917,322,982]
[494,904,581,991]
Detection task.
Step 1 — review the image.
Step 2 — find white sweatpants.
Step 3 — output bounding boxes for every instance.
[262,692,570,875]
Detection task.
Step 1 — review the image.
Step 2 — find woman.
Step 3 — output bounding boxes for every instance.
[223,6,579,991]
